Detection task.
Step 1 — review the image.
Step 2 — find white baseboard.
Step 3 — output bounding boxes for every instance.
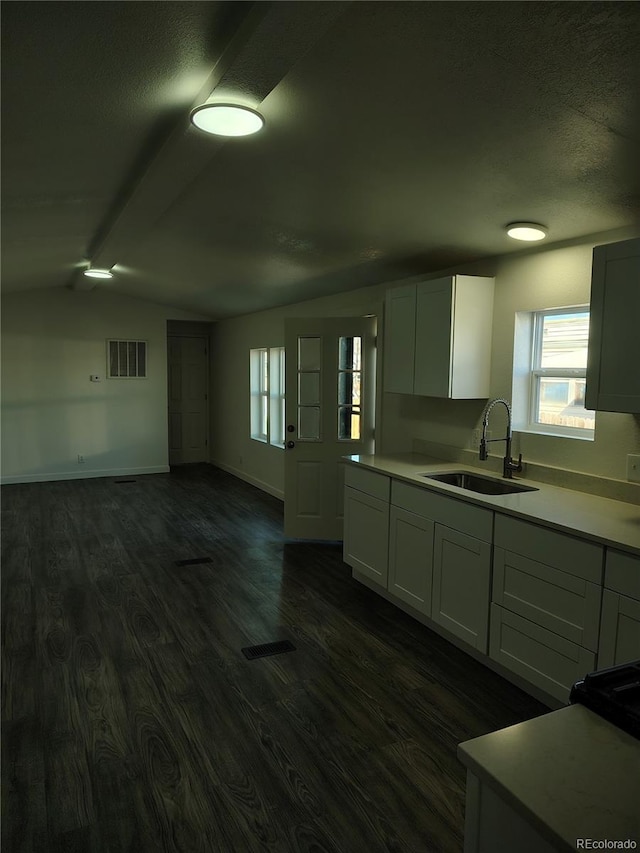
[1,465,170,485]
[210,460,284,502]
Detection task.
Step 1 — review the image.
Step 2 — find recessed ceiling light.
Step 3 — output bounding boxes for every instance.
[83,268,113,279]
[506,222,548,241]
[190,103,264,137]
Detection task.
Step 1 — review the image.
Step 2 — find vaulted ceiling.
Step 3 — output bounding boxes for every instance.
[2,1,639,319]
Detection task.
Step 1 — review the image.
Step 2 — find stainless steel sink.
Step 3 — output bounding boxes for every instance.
[421,471,539,495]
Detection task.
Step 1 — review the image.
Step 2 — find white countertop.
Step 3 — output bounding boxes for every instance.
[457,704,640,852]
[343,453,640,555]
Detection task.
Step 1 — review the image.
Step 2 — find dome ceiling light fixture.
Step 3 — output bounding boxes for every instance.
[506,222,548,242]
[190,103,265,137]
[83,267,113,279]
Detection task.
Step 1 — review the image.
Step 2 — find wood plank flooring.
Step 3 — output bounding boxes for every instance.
[1,465,548,852]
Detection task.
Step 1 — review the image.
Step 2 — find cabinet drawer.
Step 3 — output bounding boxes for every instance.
[494,515,603,583]
[344,465,390,501]
[605,549,640,600]
[489,604,595,703]
[391,481,492,542]
[493,548,602,651]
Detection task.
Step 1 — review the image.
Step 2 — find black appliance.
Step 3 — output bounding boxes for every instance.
[570,660,640,739]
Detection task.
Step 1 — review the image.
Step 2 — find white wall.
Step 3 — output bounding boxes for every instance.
[210,227,639,498]
[1,287,210,483]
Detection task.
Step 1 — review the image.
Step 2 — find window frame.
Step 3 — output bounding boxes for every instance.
[250,347,285,448]
[526,306,595,440]
[268,347,285,448]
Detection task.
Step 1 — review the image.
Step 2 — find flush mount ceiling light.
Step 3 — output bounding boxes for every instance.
[190,103,264,137]
[83,268,113,279]
[506,222,548,242]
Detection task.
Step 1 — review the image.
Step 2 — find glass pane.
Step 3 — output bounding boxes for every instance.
[298,372,320,405]
[128,341,137,376]
[109,341,119,377]
[339,336,361,371]
[540,312,589,368]
[261,395,268,435]
[298,406,320,440]
[118,341,127,376]
[536,377,595,430]
[137,341,146,377]
[338,407,361,440]
[298,337,321,371]
[338,372,361,406]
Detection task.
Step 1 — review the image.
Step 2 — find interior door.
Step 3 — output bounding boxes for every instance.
[167,335,209,464]
[284,316,376,540]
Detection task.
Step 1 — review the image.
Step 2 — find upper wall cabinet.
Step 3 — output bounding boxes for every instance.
[586,237,640,413]
[383,275,495,398]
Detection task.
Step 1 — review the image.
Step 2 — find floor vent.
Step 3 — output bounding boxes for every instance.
[174,557,213,567]
[114,479,137,484]
[241,640,296,660]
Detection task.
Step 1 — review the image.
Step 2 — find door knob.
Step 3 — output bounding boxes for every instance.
[286,440,295,449]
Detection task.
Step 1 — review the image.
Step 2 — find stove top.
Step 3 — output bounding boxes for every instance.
[570,660,640,739]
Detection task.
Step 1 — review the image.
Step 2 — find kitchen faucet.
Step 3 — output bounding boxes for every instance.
[479,398,523,479]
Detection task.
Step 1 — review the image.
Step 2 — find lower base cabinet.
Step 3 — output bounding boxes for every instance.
[489,604,595,703]
[462,772,560,853]
[432,525,491,652]
[388,506,434,615]
[343,486,389,588]
[598,590,640,667]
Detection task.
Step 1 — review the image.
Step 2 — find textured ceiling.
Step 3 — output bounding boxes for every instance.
[2,1,639,319]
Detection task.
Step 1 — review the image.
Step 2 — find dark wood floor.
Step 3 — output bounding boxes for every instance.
[2,464,548,853]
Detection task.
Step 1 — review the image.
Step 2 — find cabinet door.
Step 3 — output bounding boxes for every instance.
[432,524,491,652]
[598,590,640,668]
[586,237,640,413]
[413,277,453,398]
[383,283,416,394]
[388,506,434,615]
[343,487,389,587]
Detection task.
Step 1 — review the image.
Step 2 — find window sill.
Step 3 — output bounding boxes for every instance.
[514,426,595,442]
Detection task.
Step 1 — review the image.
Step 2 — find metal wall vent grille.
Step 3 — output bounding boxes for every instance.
[108,339,147,378]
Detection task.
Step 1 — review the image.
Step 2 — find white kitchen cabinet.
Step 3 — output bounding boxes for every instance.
[343,467,390,588]
[492,548,602,651]
[490,515,604,702]
[586,236,640,413]
[598,549,640,667]
[383,282,417,395]
[489,605,595,702]
[383,275,494,398]
[598,591,640,668]
[388,506,434,615]
[432,525,492,653]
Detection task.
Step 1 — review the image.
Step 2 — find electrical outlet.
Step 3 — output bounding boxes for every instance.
[627,454,640,483]
[77,454,85,464]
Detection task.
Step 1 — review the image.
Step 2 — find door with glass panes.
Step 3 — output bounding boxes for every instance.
[284,317,376,540]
